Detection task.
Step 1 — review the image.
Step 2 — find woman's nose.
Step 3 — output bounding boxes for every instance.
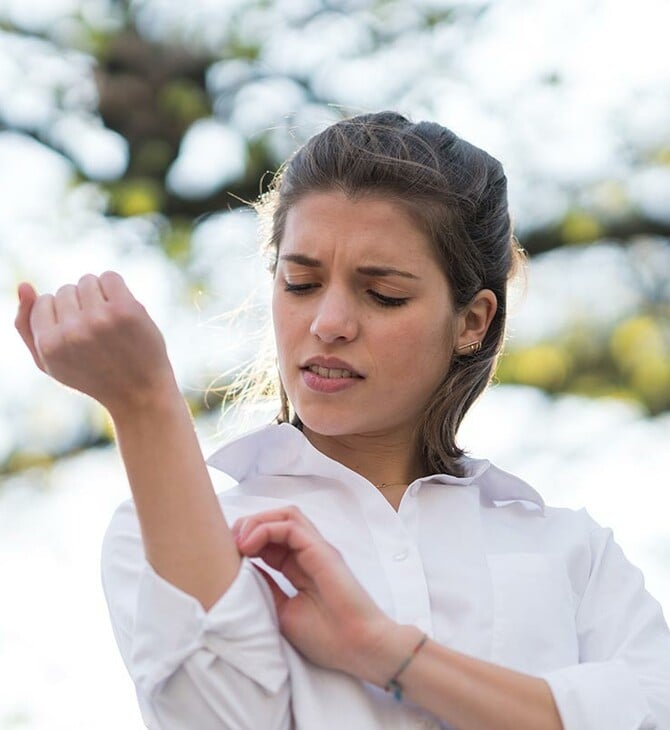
[309,289,359,343]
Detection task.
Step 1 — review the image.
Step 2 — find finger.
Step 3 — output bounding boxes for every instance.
[14,283,46,372]
[29,293,59,365]
[254,542,311,590]
[234,518,311,587]
[252,541,291,572]
[16,281,37,308]
[98,270,136,303]
[77,273,108,311]
[231,517,247,538]
[233,506,316,540]
[232,513,277,542]
[54,283,82,324]
[236,520,313,556]
[29,292,57,337]
[238,519,341,593]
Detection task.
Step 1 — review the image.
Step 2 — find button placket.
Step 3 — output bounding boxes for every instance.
[357,483,432,634]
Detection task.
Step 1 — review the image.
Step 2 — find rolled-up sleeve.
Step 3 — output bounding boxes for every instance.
[101,499,291,730]
[540,522,670,729]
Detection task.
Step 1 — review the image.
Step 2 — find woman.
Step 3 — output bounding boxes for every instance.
[14,112,670,729]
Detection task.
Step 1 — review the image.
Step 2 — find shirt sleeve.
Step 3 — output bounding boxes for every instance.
[100,499,292,730]
[539,519,670,730]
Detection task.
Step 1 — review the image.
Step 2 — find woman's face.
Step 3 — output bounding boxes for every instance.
[272,190,458,441]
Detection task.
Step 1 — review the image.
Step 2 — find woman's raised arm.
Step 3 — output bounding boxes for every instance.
[14,271,240,608]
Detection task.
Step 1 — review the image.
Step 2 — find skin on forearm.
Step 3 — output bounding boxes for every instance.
[14,277,239,610]
[109,381,241,611]
[360,623,563,730]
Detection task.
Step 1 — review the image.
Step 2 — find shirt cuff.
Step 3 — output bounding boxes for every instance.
[540,659,654,729]
[130,557,288,699]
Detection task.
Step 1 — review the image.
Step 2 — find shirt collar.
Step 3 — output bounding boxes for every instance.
[206,422,545,514]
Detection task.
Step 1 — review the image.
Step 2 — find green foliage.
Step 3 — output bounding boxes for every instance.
[158,80,210,127]
[226,38,262,61]
[498,312,670,414]
[497,344,572,391]
[5,451,55,474]
[560,210,604,244]
[162,218,193,261]
[610,316,670,411]
[653,147,670,166]
[108,178,164,216]
[134,139,174,176]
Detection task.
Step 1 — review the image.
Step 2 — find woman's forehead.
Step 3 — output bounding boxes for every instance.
[280,190,437,265]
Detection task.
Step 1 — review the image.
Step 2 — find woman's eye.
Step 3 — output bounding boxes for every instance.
[284,282,408,307]
[369,291,409,307]
[284,283,318,294]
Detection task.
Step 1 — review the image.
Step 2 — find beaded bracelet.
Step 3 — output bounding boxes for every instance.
[384,632,429,702]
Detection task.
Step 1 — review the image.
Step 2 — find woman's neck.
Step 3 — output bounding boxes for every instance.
[302,426,423,488]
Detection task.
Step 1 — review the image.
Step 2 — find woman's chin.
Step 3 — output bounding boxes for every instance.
[299,417,358,438]
[296,409,368,438]
[297,409,407,441]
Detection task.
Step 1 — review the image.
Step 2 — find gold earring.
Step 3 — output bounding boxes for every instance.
[456,340,481,355]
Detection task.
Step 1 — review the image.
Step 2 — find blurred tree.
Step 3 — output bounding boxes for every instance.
[1,0,669,474]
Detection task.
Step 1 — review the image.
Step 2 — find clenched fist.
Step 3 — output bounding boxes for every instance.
[14,271,178,416]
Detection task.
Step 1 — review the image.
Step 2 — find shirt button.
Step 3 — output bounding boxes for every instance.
[393,549,409,561]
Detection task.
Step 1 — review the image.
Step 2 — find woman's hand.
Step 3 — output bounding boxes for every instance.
[232,506,394,677]
[14,272,177,416]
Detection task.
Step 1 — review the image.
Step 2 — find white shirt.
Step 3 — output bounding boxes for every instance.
[101,423,670,729]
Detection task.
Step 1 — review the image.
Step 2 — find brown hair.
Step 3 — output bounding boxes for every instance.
[255,111,523,477]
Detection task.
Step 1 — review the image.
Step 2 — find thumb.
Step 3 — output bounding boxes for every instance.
[14,282,45,372]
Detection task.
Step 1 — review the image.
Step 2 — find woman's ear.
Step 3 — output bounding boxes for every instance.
[454,289,497,352]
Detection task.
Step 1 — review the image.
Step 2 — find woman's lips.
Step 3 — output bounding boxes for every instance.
[301,367,362,393]
[304,364,357,379]
[301,356,363,377]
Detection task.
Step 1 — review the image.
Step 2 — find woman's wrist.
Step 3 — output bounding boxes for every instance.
[353,619,428,689]
[105,371,182,424]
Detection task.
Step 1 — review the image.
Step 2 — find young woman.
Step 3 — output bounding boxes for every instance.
[14,112,670,729]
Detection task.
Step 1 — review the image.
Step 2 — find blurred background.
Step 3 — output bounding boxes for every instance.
[1,0,669,727]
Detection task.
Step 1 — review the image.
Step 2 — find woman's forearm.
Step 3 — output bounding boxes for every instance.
[14,276,239,610]
[361,623,563,730]
[109,381,240,611]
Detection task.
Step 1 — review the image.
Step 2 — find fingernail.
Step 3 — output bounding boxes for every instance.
[232,518,246,540]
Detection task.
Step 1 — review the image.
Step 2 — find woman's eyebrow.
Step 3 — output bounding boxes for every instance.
[357,265,420,280]
[279,254,420,280]
[280,253,321,268]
